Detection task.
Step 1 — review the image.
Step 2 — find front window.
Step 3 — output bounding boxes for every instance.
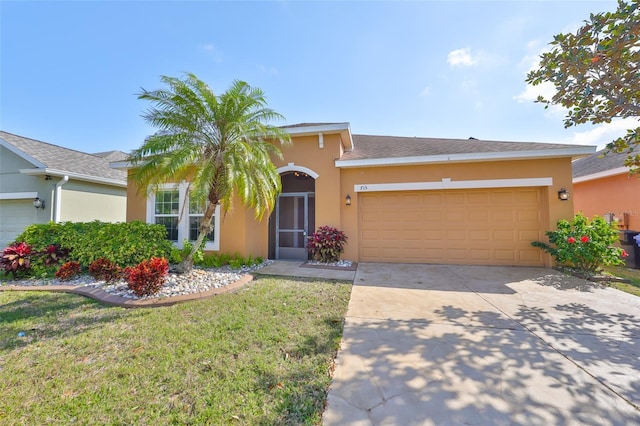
[188,197,215,243]
[154,190,179,242]
[147,183,220,250]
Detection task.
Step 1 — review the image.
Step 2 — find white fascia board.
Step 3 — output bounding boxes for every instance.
[0,191,38,200]
[284,123,350,136]
[109,160,137,170]
[354,177,553,193]
[19,168,127,188]
[0,138,47,168]
[573,167,630,183]
[336,146,597,168]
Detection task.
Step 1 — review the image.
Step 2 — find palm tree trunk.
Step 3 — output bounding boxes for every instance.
[176,201,217,273]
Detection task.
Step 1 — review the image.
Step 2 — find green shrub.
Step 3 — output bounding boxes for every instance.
[199,253,225,268]
[15,221,173,268]
[532,212,627,274]
[228,254,244,269]
[124,257,169,297]
[307,226,348,263]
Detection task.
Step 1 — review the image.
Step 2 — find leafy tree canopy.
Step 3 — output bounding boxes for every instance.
[526,0,640,171]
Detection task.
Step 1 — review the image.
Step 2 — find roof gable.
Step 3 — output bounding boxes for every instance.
[0,131,126,186]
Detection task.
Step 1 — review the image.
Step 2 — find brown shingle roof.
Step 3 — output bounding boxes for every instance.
[341,134,587,161]
[0,131,126,184]
[572,148,630,178]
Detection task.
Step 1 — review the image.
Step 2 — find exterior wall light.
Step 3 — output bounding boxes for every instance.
[557,188,570,201]
[345,194,352,206]
[33,197,45,209]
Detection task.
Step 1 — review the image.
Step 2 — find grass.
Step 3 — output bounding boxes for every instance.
[0,276,352,425]
[602,265,640,297]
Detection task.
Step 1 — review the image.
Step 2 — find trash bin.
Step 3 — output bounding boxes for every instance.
[619,230,640,269]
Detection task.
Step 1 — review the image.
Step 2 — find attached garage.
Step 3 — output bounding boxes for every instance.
[359,187,546,266]
[0,199,38,248]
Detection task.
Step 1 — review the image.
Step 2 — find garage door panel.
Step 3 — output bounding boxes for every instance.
[467,192,490,204]
[516,190,540,203]
[446,229,466,240]
[359,188,545,266]
[470,249,491,260]
[495,250,516,261]
[469,230,490,241]
[444,193,466,204]
[520,249,543,262]
[519,230,540,241]
[493,230,515,241]
[445,211,465,221]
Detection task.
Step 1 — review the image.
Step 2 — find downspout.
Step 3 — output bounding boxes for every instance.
[54,175,69,223]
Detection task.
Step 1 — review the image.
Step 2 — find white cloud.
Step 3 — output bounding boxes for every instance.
[258,65,279,76]
[513,80,555,103]
[514,43,564,116]
[199,43,223,62]
[419,86,430,97]
[569,118,639,149]
[447,47,477,67]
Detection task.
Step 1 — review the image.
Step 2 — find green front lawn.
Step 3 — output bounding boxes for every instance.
[0,277,352,425]
[603,265,640,297]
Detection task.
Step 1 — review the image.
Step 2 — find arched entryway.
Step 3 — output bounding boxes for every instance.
[268,166,317,260]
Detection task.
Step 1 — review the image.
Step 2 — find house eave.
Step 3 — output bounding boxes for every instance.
[573,166,631,183]
[335,146,597,168]
[19,168,127,188]
[284,123,354,151]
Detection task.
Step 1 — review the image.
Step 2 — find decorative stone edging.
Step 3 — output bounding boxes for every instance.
[300,262,358,271]
[0,274,254,308]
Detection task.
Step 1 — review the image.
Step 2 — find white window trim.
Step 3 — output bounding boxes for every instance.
[146,183,220,251]
[0,192,38,200]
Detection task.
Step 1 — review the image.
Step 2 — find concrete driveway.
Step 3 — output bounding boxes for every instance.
[323,263,640,425]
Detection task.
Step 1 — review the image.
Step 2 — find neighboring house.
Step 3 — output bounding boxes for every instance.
[572,148,640,231]
[0,131,128,248]
[115,123,595,268]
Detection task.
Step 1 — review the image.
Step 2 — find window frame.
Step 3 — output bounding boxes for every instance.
[146,183,220,251]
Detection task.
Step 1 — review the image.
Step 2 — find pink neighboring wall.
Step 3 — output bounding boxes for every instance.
[573,173,640,230]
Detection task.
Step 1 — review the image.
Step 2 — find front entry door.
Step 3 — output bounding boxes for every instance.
[276,192,313,260]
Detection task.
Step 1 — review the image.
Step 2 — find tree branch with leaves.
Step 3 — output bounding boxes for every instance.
[526,0,640,171]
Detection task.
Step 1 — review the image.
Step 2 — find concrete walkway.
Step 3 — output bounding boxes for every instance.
[253,260,357,281]
[324,263,640,425]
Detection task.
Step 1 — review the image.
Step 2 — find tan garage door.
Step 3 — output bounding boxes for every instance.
[359,188,545,266]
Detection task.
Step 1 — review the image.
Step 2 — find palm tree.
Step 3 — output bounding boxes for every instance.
[129,73,291,272]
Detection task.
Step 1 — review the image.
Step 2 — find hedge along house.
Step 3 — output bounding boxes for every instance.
[0,131,128,248]
[115,123,596,268]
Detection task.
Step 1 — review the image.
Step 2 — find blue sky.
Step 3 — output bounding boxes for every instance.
[1,0,628,154]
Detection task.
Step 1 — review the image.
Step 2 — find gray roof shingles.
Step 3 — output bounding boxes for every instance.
[572,148,630,178]
[341,134,587,161]
[0,131,126,184]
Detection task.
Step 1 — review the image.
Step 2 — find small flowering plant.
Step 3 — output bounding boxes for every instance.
[532,212,626,274]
